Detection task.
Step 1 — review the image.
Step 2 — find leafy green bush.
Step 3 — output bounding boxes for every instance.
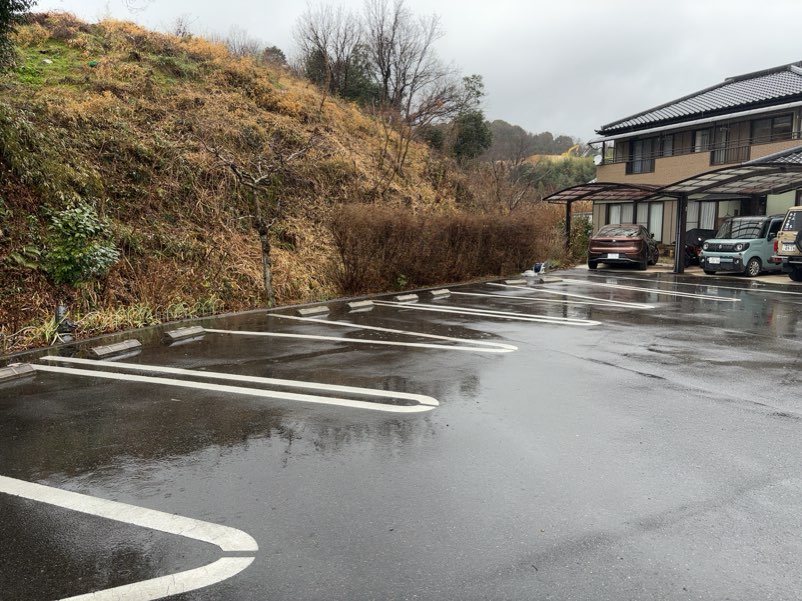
[42,201,120,286]
[569,215,593,260]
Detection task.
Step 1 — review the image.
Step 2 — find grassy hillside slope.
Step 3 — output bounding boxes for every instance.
[0,13,467,352]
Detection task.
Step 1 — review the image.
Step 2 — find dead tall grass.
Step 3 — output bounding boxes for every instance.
[329,204,565,295]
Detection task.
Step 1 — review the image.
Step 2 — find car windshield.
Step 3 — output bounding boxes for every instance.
[597,225,640,237]
[715,218,765,240]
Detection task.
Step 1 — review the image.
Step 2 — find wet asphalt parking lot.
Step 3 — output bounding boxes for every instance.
[3,268,802,600]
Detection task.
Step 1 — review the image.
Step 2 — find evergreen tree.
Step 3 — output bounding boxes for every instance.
[0,0,34,71]
[452,110,492,164]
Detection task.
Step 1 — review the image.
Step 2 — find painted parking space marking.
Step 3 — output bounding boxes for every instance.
[204,328,509,353]
[372,300,601,326]
[63,558,255,601]
[32,364,436,413]
[559,278,741,302]
[463,288,655,310]
[270,314,518,352]
[585,273,802,297]
[0,474,256,600]
[40,356,439,407]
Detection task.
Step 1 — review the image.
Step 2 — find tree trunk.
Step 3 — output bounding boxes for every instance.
[257,221,276,307]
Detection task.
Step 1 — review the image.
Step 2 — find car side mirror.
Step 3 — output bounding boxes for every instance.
[650,232,655,239]
[768,232,777,240]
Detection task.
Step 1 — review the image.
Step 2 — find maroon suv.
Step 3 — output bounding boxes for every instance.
[588,224,659,270]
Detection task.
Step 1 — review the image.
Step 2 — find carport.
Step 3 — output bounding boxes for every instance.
[544,182,660,252]
[546,150,802,273]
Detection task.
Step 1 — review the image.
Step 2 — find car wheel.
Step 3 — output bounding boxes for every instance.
[795,230,802,253]
[744,257,761,277]
[649,248,659,265]
[588,261,598,270]
[703,269,717,275]
[790,267,802,282]
[637,259,648,271]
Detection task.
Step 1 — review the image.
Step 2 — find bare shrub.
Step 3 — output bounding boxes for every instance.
[329,205,563,295]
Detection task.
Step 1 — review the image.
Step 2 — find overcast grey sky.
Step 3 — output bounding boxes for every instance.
[32,0,802,142]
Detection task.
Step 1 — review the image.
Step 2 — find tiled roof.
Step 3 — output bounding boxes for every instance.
[598,62,802,135]
[747,144,802,165]
[772,150,802,165]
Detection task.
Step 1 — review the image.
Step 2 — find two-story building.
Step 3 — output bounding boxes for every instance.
[547,61,802,271]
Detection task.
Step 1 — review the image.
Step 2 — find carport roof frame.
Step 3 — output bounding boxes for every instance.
[543,182,661,205]
[659,162,802,197]
[545,162,802,205]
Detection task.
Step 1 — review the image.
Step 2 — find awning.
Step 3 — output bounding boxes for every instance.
[545,161,802,206]
[543,182,661,204]
[660,163,802,197]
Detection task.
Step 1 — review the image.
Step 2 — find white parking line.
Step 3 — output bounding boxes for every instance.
[0,474,256,601]
[204,328,510,353]
[462,289,655,310]
[372,301,601,326]
[32,364,436,413]
[270,314,518,352]
[40,356,439,407]
[559,278,741,302]
[63,558,255,601]
[585,273,802,297]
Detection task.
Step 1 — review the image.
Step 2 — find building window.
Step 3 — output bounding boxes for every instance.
[710,124,750,165]
[607,203,634,225]
[662,134,674,157]
[687,201,718,230]
[626,138,656,174]
[752,113,793,144]
[650,203,663,242]
[635,202,663,242]
[712,125,729,165]
[694,129,711,152]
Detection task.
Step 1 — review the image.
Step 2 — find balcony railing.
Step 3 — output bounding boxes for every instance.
[710,144,751,165]
[601,131,800,168]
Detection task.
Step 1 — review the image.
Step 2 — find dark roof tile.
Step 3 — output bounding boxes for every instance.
[598,63,802,134]
[747,144,802,165]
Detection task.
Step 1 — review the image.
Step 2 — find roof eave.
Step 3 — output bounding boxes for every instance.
[589,98,802,144]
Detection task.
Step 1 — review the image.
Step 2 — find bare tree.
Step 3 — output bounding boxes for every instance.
[361,0,474,183]
[293,0,483,188]
[168,13,197,39]
[225,25,265,59]
[204,132,321,306]
[293,3,363,96]
[363,0,453,120]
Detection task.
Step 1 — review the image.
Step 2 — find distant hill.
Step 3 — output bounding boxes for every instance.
[483,120,578,161]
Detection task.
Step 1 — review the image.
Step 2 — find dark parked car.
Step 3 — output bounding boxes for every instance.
[588,224,659,271]
[683,228,718,267]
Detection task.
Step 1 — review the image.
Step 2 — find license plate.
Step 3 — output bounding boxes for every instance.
[708,256,721,264]
[783,243,796,252]
[607,253,619,259]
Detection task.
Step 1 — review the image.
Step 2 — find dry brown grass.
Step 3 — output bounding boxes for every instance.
[0,13,558,355]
